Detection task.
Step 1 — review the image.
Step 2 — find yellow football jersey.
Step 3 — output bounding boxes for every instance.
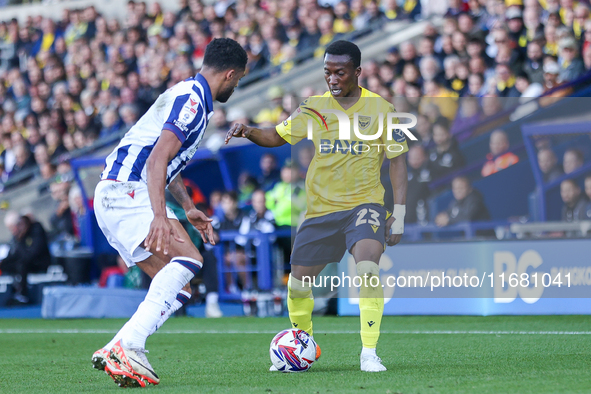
[275,88,409,219]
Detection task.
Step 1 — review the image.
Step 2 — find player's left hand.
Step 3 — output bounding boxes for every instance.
[186,208,215,245]
[224,123,250,144]
[385,216,402,246]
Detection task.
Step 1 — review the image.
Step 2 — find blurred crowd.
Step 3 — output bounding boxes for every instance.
[0,0,420,188]
[1,0,591,308]
[0,0,589,235]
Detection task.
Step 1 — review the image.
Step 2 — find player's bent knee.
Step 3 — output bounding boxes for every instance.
[167,256,203,284]
[288,274,313,299]
[357,261,380,285]
[136,256,168,278]
[352,239,383,263]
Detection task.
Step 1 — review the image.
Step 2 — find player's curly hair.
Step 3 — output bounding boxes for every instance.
[324,40,361,68]
[203,38,248,72]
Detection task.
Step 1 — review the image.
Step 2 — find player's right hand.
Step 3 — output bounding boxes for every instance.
[224,123,250,144]
[144,215,185,255]
[186,208,215,246]
[385,216,402,246]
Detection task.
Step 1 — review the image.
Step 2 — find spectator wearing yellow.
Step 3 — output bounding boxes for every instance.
[64,11,88,45]
[265,160,306,227]
[572,4,589,39]
[523,6,543,43]
[314,15,338,58]
[559,0,578,25]
[334,2,355,33]
[496,63,520,97]
[267,39,296,75]
[420,80,459,121]
[506,7,528,49]
[384,0,400,20]
[254,86,284,125]
[544,24,559,56]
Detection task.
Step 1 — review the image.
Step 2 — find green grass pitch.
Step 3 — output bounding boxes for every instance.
[0,315,590,393]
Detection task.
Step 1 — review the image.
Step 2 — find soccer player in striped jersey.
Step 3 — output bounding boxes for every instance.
[91,38,247,387]
[225,40,408,372]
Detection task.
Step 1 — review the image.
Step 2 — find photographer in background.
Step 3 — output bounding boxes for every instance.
[0,211,51,305]
[435,176,490,227]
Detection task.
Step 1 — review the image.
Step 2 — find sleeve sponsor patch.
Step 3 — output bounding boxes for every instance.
[175,94,200,131]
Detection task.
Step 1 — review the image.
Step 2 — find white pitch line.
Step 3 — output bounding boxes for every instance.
[0,329,591,335]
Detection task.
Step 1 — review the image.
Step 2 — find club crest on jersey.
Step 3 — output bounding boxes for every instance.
[392,128,407,143]
[358,115,371,130]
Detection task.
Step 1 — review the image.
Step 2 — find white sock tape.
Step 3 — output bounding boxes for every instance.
[390,204,406,235]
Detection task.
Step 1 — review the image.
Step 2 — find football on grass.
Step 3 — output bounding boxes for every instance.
[269,329,317,372]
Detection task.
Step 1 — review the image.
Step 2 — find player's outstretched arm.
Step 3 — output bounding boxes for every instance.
[386,153,408,246]
[224,123,287,147]
[168,175,215,245]
[144,129,186,255]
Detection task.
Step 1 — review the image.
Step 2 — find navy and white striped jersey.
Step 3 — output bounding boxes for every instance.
[101,74,214,186]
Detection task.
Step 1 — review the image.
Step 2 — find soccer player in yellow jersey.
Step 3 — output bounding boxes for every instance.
[225,40,408,372]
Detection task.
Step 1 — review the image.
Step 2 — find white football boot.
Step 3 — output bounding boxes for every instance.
[109,340,160,385]
[205,302,223,318]
[360,352,387,372]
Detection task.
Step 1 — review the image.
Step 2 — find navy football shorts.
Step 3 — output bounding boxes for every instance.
[290,203,389,267]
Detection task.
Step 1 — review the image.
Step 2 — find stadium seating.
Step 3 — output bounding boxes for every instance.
[1,0,591,315]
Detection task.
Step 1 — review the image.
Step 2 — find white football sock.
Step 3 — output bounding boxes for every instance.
[361,347,377,357]
[149,289,191,336]
[206,292,218,305]
[103,289,193,351]
[104,320,133,351]
[121,257,201,350]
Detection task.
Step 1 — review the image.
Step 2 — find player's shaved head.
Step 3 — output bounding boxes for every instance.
[324,40,361,68]
[323,40,362,98]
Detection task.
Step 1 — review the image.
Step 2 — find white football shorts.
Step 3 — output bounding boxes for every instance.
[94,180,178,267]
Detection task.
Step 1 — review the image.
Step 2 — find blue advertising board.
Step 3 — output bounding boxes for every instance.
[336,239,591,315]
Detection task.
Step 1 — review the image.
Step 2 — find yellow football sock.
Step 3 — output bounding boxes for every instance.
[357,261,384,349]
[287,274,314,335]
